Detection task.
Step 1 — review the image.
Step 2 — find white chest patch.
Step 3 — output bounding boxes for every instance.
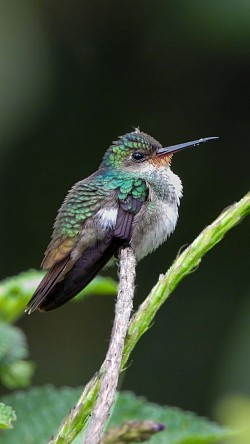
[96,207,118,230]
[131,168,183,261]
[131,201,180,261]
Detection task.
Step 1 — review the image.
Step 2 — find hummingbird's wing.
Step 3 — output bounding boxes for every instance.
[26,175,148,313]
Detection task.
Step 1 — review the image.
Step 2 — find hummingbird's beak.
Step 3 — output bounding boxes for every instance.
[156,136,219,157]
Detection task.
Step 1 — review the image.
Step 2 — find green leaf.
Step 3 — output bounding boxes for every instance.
[0,271,117,323]
[1,361,35,389]
[0,388,231,444]
[0,323,34,389]
[216,395,250,444]
[0,402,16,429]
[0,323,28,364]
[1,386,83,443]
[0,271,42,323]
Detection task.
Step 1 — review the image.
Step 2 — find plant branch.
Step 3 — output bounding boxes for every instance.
[83,247,136,444]
[49,191,250,444]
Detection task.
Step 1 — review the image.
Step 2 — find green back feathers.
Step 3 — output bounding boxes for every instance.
[53,172,148,241]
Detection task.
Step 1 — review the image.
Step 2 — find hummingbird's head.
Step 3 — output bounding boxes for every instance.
[101,129,218,173]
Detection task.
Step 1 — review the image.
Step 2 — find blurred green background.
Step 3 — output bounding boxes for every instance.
[0,0,249,418]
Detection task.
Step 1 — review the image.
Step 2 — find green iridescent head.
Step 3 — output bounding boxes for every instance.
[101,129,162,169]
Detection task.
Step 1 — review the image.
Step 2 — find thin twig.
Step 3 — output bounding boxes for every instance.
[83,246,136,444]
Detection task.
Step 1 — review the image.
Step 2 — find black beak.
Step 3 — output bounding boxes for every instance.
[156,136,219,156]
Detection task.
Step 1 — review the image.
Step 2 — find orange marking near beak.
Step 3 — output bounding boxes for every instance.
[149,153,173,167]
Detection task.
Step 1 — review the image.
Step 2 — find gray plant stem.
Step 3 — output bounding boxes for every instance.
[83,246,136,444]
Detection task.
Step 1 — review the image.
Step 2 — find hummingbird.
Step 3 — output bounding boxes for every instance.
[26,129,217,313]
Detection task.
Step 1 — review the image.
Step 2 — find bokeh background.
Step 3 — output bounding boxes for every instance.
[0,0,249,418]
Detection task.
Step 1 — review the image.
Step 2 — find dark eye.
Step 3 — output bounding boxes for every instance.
[132,152,145,161]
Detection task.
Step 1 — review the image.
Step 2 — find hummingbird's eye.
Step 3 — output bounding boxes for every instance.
[132,152,145,161]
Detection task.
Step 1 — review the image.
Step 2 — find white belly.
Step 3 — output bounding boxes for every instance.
[131,200,180,261]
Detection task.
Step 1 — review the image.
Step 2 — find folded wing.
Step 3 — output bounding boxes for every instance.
[26,179,148,313]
